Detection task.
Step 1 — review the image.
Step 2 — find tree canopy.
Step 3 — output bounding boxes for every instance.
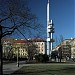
[0,0,43,39]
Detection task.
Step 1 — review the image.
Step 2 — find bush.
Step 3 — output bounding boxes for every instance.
[35,54,49,63]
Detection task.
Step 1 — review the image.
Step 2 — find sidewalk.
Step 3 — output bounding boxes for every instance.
[3,61,26,75]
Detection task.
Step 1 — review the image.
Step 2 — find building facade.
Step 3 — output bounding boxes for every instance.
[2,38,46,59]
[58,45,71,60]
[70,38,75,58]
[2,38,14,59]
[53,38,75,60]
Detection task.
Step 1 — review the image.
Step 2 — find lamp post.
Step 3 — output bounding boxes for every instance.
[17,47,19,67]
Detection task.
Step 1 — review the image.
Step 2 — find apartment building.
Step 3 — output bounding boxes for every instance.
[31,38,46,54]
[13,39,28,58]
[2,38,14,59]
[2,38,46,59]
[53,38,75,60]
[58,45,71,60]
[70,38,75,58]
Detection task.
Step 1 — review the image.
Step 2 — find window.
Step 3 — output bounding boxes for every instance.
[66,41,69,45]
[41,43,43,45]
[23,50,24,52]
[42,50,43,52]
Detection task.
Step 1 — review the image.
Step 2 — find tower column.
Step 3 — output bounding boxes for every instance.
[47,0,55,57]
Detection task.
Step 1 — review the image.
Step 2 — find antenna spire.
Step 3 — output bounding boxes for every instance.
[48,0,49,3]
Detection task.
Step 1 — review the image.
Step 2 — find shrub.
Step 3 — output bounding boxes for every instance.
[35,54,49,63]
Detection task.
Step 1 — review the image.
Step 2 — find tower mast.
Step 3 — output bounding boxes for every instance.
[47,0,54,57]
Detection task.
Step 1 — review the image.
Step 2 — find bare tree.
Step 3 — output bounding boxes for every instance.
[54,35,64,62]
[0,0,43,74]
[58,35,64,62]
[25,41,39,61]
[55,36,59,46]
[0,0,42,38]
[54,35,64,47]
[59,35,64,44]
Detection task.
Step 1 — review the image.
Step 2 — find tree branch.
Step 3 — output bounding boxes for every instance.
[0,16,10,23]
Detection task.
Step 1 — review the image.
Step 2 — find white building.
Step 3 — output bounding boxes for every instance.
[70,38,75,58]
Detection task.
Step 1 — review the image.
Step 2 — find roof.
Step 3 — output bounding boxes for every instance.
[14,40,27,43]
[31,38,46,42]
[1,38,14,43]
[15,38,46,43]
[2,38,46,43]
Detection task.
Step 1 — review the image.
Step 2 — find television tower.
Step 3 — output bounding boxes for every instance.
[47,0,54,57]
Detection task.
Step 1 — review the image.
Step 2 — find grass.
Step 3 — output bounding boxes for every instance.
[11,63,75,75]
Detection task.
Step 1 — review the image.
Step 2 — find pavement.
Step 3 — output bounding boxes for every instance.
[3,61,26,75]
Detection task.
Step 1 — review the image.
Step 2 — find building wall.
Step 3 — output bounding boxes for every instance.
[58,45,71,60]
[2,38,46,59]
[2,38,14,59]
[34,42,46,54]
[13,43,28,58]
[54,38,75,59]
[70,39,75,58]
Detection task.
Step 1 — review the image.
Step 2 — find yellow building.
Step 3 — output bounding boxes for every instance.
[13,39,28,58]
[14,38,46,58]
[2,38,46,59]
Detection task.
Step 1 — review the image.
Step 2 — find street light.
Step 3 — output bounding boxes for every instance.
[16,47,19,67]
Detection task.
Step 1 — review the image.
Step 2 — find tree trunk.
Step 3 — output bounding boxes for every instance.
[0,43,3,75]
[59,58,61,62]
[0,25,3,75]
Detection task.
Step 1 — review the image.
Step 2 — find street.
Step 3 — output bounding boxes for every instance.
[3,61,26,75]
